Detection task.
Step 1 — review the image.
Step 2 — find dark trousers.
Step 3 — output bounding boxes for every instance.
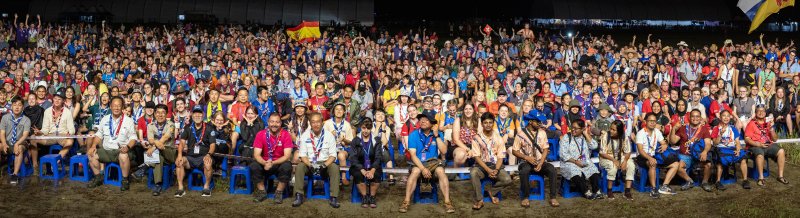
[249,161,292,184]
[569,173,601,194]
[518,161,559,199]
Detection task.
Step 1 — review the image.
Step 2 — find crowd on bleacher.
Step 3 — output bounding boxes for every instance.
[0,13,793,213]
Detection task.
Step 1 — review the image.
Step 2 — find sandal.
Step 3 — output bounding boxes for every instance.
[472,201,484,210]
[445,201,456,213]
[398,201,410,213]
[520,199,530,208]
[777,177,789,185]
[757,179,765,186]
[549,199,560,207]
[490,197,500,205]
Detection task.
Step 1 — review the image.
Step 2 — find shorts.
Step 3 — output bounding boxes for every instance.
[98,148,135,163]
[749,144,782,161]
[678,154,693,169]
[635,155,675,168]
[186,155,205,169]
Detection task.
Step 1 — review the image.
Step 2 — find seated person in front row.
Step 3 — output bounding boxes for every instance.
[30,89,75,173]
[636,112,693,198]
[469,112,513,210]
[87,97,138,191]
[348,118,385,209]
[513,116,560,207]
[251,113,294,204]
[669,109,714,192]
[145,104,176,196]
[0,97,32,184]
[175,105,217,197]
[743,106,789,186]
[711,110,749,190]
[292,112,342,209]
[398,113,454,214]
[559,119,604,200]
[598,120,635,200]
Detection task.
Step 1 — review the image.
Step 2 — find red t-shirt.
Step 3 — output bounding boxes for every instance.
[253,129,294,161]
[744,120,775,147]
[401,119,420,136]
[308,95,330,120]
[708,101,732,123]
[674,124,711,155]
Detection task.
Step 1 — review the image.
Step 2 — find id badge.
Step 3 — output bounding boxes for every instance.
[421,153,427,161]
[365,159,371,169]
[193,145,200,154]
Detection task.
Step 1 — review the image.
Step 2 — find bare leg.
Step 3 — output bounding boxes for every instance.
[339,150,349,185]
[663,162,679,184]
[403,168,421,202]
[203,156,213,189]
[676,161,692,181]
[756,155,765,180]
[740,160,748,180]
[777,149,785,178]
[436,167,450,202]
[702,162,711,183]
[369,183,380,197]
[59,139,74,158]
[89,152,102,175]
[454,147,467,167]
[357,183,368,196]
[715,164,723,182]
[176,157,188,190]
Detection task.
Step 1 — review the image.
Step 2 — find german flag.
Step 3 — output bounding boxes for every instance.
[286,21,321,43]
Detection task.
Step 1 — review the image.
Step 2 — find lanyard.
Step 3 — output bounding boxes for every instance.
[362,134,372,158]
[572,136,585,160]
[496,118,509,136]
[109,116,124,139]
[333,118,345,138]
[191,123,206,145]
[478,133,496,162]
[265,130,276,160]
[419,129,435,153]
[646,129,657,153]
[52,107,62,131]
[685,125,697,142]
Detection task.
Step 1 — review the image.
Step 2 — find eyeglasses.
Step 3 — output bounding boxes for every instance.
[646,119,657,123]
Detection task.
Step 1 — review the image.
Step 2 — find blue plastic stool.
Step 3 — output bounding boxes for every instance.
[188,169,214,191]
[220,157,229,178]
[104,163,123,187]
[446,160,470,180]
[412,180,439,204]
[265,175,290,198]
[481,178,503,202]
[599,168,626,194]
[634,166,661,192]
[69,155,92,182]
[7,151,34,177]
[39,154,66,180]
[546,139,559,161]
[560,178,584,198]
[520,174,546,201]
[387,142,396,165]
[147,164,174,190]
[305,175,331,200]
[351,182,363,203]
[229,166,252,194]
[748,159,770,179]
[49,144,63,155]
[719,165,738,185]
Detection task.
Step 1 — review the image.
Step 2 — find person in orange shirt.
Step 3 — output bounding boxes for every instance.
[488,89,516,115]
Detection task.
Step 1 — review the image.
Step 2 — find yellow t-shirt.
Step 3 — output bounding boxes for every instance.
[383,89,400,115]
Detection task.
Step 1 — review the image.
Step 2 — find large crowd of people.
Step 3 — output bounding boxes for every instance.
[0,13,794,213]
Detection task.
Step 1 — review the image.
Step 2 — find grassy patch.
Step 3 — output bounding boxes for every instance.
[783,143,800,165]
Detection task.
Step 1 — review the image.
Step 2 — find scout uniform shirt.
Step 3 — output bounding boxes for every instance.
[513,128,549,162]
[41,106,75,136]
[94,114,137,150]
[147,120,175,148]
[471,130,506,165]
[298,128,338,165]
[323,118,354,149]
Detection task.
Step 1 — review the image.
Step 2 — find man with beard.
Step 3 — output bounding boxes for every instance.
[669,109,712,192]
[251,113,294,203]
[352,81,374,119]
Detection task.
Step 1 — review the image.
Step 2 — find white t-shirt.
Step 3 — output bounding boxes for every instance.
[635,128,664,156]
[94,115,137,150]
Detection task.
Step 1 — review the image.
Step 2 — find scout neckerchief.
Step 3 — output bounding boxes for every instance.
[478,131,496,163]
[52,106,63,134]
[496,117,510,137]
[265,130,277,160]
[720,124,734,146]
[133,104,143,123]
[310,131,325,162]
[9,113,23,145]
[258,99,271,117]
[109,115,124,140]
[154,121,167,140]
[685,125,699,146]
[333,117,345,140]
[206,101,221,119]
[756,121,772,143]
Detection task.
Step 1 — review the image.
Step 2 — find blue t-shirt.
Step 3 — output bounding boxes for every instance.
[407,129,443,161]
[251,99,275,128]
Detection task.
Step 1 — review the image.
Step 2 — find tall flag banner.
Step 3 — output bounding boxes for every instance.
[738,0,795,33]
[286,21,321,43]
[483,24,493,35]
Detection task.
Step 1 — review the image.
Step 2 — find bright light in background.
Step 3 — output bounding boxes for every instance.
[567,32,573,38]
[178,15,185,21]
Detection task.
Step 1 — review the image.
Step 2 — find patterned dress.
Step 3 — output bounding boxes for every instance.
[559,134,599,179]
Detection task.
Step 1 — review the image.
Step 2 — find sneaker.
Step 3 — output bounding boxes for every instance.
[658,185,676,195]
[152,185,162,196]
[361,195,369,208]
[9,174,19,185]
[649,189,660,199]
[624,191,634,200]
[292,193,304,207]
[742,180,752,190]
[201,189,212,197]
[274,191,284,204]
[701,183,713,192]
[121,179,130,191]
[584,191,594,199]
[715,182,726,191]
[369,196,377,208]
[174,189,186,198]
[253,190,268,202]
[679,182,694,191]
[329,197,340,208]
[594,191,606,200]
[133,167,146,179]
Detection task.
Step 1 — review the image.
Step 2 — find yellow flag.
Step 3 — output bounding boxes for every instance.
[286,21,321,43]
[749,0,795,33]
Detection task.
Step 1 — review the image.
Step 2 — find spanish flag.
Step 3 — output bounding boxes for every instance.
[286,21,321,43]
[738,0,795,33]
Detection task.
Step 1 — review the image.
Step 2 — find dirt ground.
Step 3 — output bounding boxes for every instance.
[0,159,798,218]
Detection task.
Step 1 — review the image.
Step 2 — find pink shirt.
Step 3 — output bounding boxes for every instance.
[253,129,294,161]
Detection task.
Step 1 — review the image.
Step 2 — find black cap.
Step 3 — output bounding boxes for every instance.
[53,88,66,99]
[145,101,156,109]
[416,113,438,125]
[192,105,204,113]
[497,88,508,96]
